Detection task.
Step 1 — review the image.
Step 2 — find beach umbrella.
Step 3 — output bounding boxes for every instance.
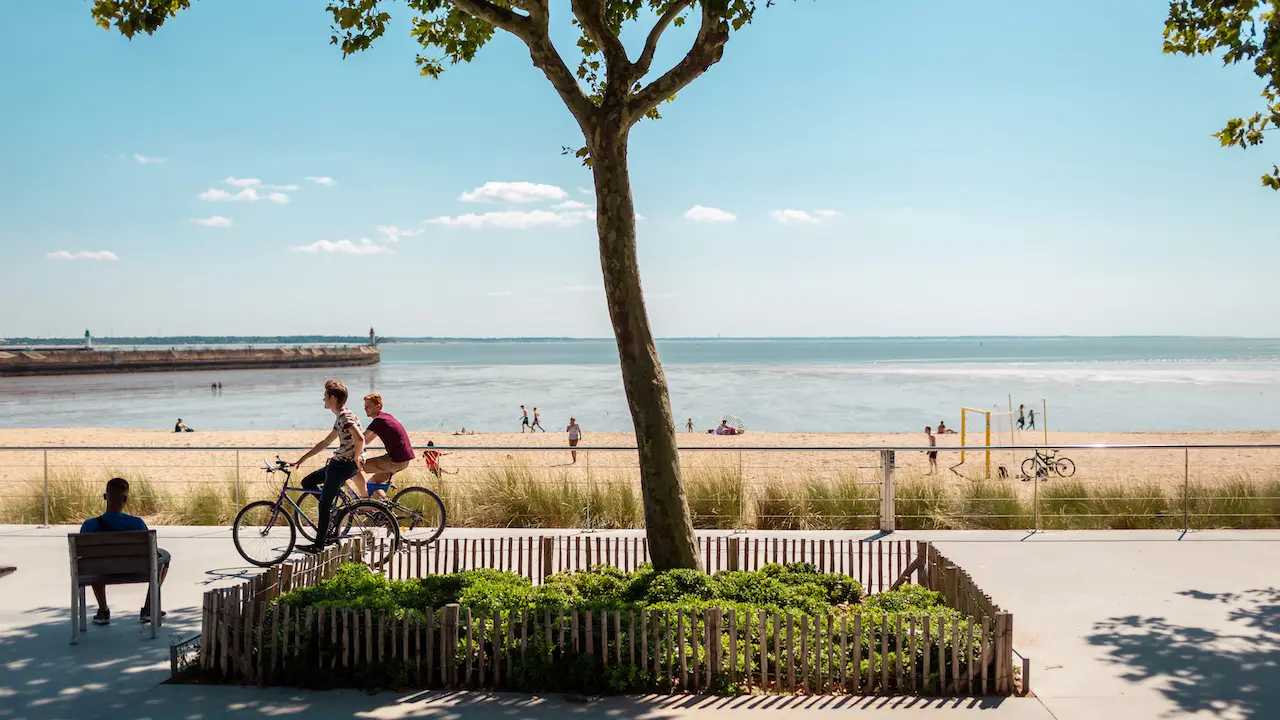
[721,414,746,431]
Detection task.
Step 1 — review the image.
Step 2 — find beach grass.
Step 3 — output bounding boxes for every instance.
[2,461,1277,531]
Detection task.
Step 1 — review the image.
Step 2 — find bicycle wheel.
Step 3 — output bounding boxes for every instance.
[1054,457,1076,478]
[233,500,297,567]
[337,500,401,570]
[1020,458,1041,479]
[390,486,447,546]
[295,491,354,543]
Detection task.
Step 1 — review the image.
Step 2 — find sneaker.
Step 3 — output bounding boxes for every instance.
[92,608,111,626]
[139,609,167,623]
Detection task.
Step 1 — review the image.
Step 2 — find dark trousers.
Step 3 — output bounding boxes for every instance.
[302,459,359,547]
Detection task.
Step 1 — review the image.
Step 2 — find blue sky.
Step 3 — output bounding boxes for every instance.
[1,0,1276,339]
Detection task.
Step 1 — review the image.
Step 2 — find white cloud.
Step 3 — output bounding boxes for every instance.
[487,290,512,297]
[133,154,166,165]
[291,239,389,255]
[684,205,737,223]
[305,176,337,186]
[561,285,602,292]
[193,216,233,228]
[47,250,119,261]
[376,225,424,243]
[552,200,589,210]
[577,187,592,195]
[771,208,842,224]
[425,208,593,230]
[199,187,289,203]
[770,209,819,224]
[459,181,567,204]
[225,177,261,187]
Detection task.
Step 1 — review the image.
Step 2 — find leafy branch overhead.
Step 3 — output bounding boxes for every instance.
[1165,0,1280,189]
[92,0,785,162]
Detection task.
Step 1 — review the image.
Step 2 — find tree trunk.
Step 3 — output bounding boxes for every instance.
[590,131,700,571]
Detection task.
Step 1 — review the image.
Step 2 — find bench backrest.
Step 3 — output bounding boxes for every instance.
[68,530,155,582]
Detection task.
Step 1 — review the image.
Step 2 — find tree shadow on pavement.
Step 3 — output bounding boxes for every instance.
[0,605,202,720]
[1087,587,1280,719]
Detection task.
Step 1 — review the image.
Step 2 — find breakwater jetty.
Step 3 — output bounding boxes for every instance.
[0,345,380,377]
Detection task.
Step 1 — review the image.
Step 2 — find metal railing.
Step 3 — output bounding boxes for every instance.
[1,443,1277,532]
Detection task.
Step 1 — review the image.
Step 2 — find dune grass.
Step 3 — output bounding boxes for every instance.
[1,461,1277,531]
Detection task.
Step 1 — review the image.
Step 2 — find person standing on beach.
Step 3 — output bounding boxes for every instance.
[358,393,414,499]
[520,405,530,433]
[566,417,582,463]
[925,426,938,475]
[1027,408,1036,430]
[1017,405,1026,430]
[291,379,365,553]
[531,408,545,432]
[686,418,694,433]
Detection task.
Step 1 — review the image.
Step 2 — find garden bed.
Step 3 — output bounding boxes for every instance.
[191,537,1017,696]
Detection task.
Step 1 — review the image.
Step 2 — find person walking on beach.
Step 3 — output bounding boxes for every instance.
[520,405,530,433]
[1017,405,1026,430]
[358,393,414,499]
[686,418,694,433]
[531,408,545,432]
[924,426,938,475]
[1027,408,1036,430]
[291,379,365,553]
[566,417,582,463]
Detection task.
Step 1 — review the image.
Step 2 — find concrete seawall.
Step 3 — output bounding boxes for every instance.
[0,346,380,377]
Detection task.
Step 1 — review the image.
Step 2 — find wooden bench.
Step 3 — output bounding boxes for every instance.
[67,530,161,644]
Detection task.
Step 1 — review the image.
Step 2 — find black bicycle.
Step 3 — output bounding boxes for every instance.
[1021,449,1076,480]
[232,457,401,568]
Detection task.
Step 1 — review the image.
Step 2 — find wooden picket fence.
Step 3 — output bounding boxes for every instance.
[366,534,931,594]
[197,535,1018,696]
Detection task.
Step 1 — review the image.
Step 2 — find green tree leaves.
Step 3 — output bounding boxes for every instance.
[1165,0,1280,189]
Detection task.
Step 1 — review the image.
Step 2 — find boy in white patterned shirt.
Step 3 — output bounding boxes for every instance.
[292,379,365,553]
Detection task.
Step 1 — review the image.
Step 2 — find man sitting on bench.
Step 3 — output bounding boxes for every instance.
[80,477,171,626]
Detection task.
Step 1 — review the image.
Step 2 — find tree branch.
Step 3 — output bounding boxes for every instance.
[515,2,598,131]
[449,0,533,41]
[634,0,692,81]
[626,4,728,125]
[571,0,632,97]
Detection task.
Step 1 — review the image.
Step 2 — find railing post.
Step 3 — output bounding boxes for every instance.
[726,537,740,572]
[1183,448,1190,533]
[1032,471,1040,532]
[879,449,895,532]
[42,450,49,527]
[234,450,241,507]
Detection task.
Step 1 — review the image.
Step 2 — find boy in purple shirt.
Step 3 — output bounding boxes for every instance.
[359,393,415,499]
[80,477,171,625]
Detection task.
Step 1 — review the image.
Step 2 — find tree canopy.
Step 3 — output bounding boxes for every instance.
[1165,0,1280,189]
[92,1,782,158]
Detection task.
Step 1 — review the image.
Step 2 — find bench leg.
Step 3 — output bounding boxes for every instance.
[70,582,80,645]
[80,586,88,632]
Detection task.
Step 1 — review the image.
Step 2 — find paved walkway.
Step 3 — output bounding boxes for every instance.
[3,525,1278,719]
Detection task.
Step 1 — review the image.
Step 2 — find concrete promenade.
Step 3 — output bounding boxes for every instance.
[2,525,1277,719]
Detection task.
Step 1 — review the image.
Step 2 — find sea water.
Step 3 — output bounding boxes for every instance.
[2,337,1279,432]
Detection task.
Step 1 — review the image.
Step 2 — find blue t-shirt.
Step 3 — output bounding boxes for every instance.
[80,511,147,533]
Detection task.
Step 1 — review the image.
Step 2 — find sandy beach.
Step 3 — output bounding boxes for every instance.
[2,427,1278,487]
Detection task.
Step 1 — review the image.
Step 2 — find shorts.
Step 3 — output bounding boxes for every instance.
[569,438,579,447]
[365,482,390,495]
[363,455,411,476]
[928,452,938,460]
[522,417,530,425]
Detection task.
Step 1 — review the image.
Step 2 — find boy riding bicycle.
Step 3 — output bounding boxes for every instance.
[291,379,365,553]
[357,393,415,499]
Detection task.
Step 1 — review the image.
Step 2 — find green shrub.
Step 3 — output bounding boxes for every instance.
[861,585,945,612]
